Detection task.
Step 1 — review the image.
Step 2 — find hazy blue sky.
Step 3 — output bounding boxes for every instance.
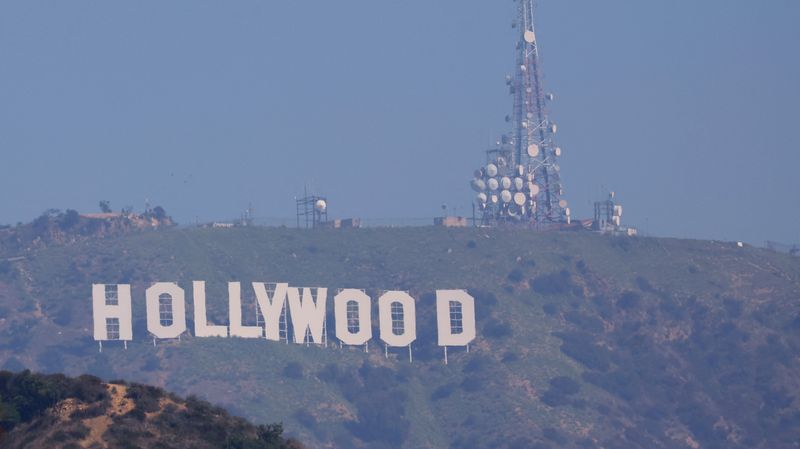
[1,1,798,244]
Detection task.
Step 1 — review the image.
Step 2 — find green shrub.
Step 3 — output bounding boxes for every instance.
[282,362,304,380]
[530,270,574,296]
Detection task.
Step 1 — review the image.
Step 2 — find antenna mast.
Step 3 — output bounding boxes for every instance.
[471,0,569,227]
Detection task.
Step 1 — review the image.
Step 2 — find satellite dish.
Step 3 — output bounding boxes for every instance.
[487,178,499,191]
[550,123,558,134]
[520,65,527,72]
[474,169,484,178]
[565,207,571,216]
[513,192,526,206]
[527,144,539,157]
[501,177,512,190]
[514,177,524,190]
[315,199,327,212]
[546,92,555,101]
[524,30,536,43]
[501,190,512,203]
[486,163,498,177]
[490,194,499,204]
[477,192,488,203]
[517,165,525,176]
[528,183,540,196]
[555,147,562,157]
[559,199,568,208]
[522,121,528,129]
[471,179,486,192]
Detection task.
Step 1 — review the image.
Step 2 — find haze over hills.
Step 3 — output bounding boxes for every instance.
[1,223,799,449]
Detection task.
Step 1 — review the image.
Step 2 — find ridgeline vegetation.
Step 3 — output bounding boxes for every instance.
[0,370,303,449]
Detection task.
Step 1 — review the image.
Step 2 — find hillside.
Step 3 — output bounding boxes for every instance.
[1,226,799,449]
[0,370,302,449]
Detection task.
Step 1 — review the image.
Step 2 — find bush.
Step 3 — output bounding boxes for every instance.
[617,291,641,310]
[460,375,483,392]
[125,384,162,413]
[540,390,570,407]
[318,364,340,383]
[282,362,304,380]
[542,427,567,445]
[549,376,580,396]
[554,331,612,371]
[0,261,12,276]
[540,377,580,407]
[635,276,655,292]
[59,210,80,230]
[483,318,512,339]
[563,311,604,334]
[431,383,456,401]
[542,303,558,315]
[507,269,524,283]
[462,356,491,374]
[723,298,743,318]
[530,270,574,296]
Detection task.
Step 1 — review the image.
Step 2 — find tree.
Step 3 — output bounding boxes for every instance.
[98,201,111,213]
[152,206,167,221]
[59,210,80,230]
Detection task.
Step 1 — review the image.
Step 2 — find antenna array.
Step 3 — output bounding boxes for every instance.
[471,0,569,227]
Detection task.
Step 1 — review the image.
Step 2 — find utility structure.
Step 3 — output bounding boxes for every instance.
[471,0,568,227]
[296,190,328,229]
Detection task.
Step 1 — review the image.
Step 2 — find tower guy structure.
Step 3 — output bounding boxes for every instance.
[471,0,569,227]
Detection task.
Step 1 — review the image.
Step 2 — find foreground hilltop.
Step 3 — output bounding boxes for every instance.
[0,370,302,449]
[0,226,799,449]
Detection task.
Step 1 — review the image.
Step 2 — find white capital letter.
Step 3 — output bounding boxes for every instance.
[287,287,327,344]
[334,289,372,346]
[92,284,133,341]
[192,281,228,337]
[229,282,262,338]
[436,290,476,346]
[378,291,417,347]
[145,282,186,339]
[253,282,288,341]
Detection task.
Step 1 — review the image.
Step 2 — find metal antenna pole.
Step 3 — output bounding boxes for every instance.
[472,0,568,227]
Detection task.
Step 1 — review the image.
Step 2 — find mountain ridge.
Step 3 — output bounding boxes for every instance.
[1,226,799,448]
[0,369,303,449]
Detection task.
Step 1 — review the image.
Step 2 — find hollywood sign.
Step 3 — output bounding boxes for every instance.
[92,282,476,351]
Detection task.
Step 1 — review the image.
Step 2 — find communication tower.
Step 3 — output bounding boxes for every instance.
[296,190,328,229]
[593,192,636,236]
[471,0,568,227]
